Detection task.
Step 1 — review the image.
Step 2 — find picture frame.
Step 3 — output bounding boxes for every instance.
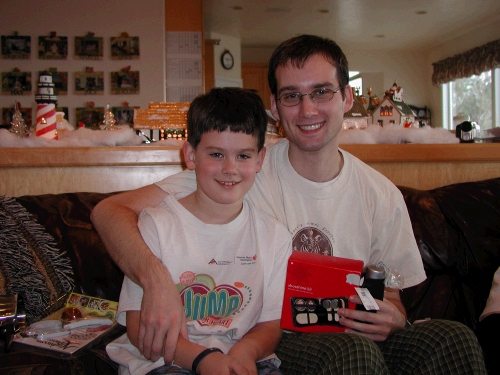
[112,106,138,126]
[1,35,31,59]
[75,71,104,94]
[110,70,140,94]
[74,33,103,60]
[1,70,32,95]
[75,106,104,129]
[110,33,140,59]
[40,70,68,95]
[2,106,33,127]
[38,34,68,59]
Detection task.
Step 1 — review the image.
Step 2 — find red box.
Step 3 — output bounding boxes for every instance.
[280,251,364,333]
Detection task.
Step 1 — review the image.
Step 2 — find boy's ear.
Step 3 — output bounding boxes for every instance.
[183,141,196,170]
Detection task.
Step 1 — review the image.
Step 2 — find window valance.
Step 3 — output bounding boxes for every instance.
[432,39,500,85]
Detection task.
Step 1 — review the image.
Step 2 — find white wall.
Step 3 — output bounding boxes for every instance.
[208,32,242,88]
[0,0,165,126]
[241,20,500,128]
[242,44,428,108]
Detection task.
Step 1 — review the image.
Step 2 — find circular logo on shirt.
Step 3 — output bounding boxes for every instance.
[292,227,333,256]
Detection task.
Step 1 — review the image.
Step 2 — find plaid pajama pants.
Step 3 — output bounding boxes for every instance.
[276,319,487,375]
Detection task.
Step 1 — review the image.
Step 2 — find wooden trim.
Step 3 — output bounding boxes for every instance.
[2,143,499,168]
[0,146,185,167]
[340,143,500,162]
[165,0,203,31]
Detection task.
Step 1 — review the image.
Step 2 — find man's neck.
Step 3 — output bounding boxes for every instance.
[288,143,343,183]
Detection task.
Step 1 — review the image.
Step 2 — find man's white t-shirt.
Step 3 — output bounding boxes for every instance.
[157,138,426,289]
[107,195,292,375]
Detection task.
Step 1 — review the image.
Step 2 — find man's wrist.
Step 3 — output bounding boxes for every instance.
[138,258,173,290]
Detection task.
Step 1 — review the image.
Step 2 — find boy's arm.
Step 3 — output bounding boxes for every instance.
[227,320,282,370]
[91,184,186,362]
[127,311,249,375]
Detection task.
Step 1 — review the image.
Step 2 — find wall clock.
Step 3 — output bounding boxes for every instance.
[220,49,234,70]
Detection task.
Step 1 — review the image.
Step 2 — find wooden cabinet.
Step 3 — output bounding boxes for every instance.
[2,144,500,196]
[242,63,271,109]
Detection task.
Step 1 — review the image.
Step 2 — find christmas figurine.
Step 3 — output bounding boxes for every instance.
[35,71,58,139]
[9,101,30,138]
[366,87,379,113]
[102,103,116,131]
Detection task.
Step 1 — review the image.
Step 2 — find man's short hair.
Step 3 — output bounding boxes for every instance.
[187,87,268,150]
[268,34,349,99]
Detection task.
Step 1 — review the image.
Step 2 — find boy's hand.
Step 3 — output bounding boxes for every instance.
[197,352,250,375]
[138,274,188,362]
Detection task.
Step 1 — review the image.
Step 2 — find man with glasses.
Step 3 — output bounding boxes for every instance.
[92,35,486,374]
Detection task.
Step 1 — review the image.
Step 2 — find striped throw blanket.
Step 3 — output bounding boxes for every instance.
[0,196,74,323]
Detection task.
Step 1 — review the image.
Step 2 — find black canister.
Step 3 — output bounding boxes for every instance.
[361,264,386,309]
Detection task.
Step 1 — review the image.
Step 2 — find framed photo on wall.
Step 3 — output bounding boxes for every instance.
[75,70,104,94]
[111,69,140,94]
[38,33,68,59]
[110,33,139,59]
[74,33,103,60]
[1,70,32,95]
[112,105,138,126]
[75,106,104,129]
[1,34,31,59]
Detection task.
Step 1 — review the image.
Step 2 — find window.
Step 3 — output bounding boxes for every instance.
[434,39,500,131]
[349,71,362,96]
[443,69,499,130]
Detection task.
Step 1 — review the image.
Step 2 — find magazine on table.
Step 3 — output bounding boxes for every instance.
[13,292,119,357]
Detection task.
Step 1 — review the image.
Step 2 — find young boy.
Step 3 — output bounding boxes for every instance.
[106,87,292,375]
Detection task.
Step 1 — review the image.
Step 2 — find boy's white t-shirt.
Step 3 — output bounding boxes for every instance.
[157,138,426,289]
[107,195,292,375]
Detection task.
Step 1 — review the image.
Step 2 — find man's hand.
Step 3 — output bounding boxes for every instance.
[336,287,407,341]
[138,263,188,362]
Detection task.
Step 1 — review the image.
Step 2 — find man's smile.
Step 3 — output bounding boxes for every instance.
[298,122,324,131]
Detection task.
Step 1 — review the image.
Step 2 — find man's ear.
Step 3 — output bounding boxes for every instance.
[343,84,354,114]
[270,94,281,121]
[183,141,196,170]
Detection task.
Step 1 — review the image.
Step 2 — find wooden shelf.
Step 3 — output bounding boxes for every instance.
[1,143,499,196]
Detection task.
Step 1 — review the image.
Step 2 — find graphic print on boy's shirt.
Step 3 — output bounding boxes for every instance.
[177,271,252,329]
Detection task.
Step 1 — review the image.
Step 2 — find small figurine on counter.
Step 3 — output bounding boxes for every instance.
[55,111,74,135]
[35,71,58,139]
[9,101,30,138]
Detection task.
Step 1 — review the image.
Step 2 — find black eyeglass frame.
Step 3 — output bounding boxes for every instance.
[277,87,342,107]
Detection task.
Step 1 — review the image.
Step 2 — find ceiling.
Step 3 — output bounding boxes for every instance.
[204,0,500,50]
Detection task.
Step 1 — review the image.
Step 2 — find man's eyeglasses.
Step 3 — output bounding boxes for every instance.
[277,87,341,107]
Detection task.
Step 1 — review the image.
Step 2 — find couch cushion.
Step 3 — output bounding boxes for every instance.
[399,177,500,328]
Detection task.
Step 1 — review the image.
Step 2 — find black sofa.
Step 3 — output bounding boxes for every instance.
[1,177,499,374]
